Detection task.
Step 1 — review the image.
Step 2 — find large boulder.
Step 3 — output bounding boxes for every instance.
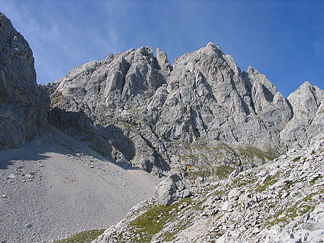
[155,173,191,206]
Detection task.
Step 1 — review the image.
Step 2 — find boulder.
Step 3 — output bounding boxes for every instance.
[155,173,191,206]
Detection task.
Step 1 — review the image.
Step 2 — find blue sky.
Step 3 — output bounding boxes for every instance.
[1,0,323,97]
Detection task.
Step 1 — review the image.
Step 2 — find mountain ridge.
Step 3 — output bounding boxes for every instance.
[0,10,323,175]
[47,42,323,174]
[1,11,324,242]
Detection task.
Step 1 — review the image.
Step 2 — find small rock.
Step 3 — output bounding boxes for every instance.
[303,162,310,170]
[221,201,231,211]
[25,223,33,229]
[7,174,16,179]
[25,174,34,179]
[260,175,271,185]
[281,192,288,199]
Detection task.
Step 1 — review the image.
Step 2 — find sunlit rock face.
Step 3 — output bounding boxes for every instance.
[1,11,321,173]
[48,40,323,173]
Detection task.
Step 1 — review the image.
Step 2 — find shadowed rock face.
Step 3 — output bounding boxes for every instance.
[0,12,49,149]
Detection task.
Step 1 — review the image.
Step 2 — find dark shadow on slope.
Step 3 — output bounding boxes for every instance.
[47,107,169,173]
[0,138,52,170]
[48,108,135,164]
[0,122,137,172]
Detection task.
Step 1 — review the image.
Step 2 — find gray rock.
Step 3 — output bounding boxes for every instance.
[154,173,188,206]
[156,48,172,75]
[1,9,323,177]
[96,134,324,242]
[47,41,323,174]
[0,12,49,149]
[280,81,324,149]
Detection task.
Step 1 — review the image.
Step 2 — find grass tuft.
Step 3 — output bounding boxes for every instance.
[55,229,105,243]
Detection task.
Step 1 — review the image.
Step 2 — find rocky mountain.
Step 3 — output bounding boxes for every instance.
[0,11,322,172]
[47,43,323,175]
[94,134,324,243]
[1,10,322,175]
[0,12,49,150]
[0,11,323,243]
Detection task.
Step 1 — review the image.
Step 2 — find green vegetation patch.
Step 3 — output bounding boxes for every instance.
[187,169,210,180]
[128,198,191,242]
[179,153,199,161]
[292,156,301,162]
[187,165,234,180]
[233,175,257,188]
[266,203,315,229]
[255,172,280,192]
[213,142,236,153]
[55,229,105,243]
[214,165,235,179]
[265,192,319,229]
[310,175,322,185]
[162,220,192,242]
[239,146,278,161]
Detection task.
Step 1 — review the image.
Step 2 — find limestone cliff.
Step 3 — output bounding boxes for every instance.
[0,12,49,149]
[48,42,323,174]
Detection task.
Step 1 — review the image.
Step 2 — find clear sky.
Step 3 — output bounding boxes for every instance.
[1,0,323,97]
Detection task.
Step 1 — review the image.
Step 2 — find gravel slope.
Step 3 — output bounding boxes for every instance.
[0,128,160,242]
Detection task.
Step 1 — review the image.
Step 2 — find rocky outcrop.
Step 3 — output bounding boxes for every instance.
[94,135,324,243]
[155,43,291,148]
[47,42,307,173]
[280,81,324,149]
[47,47,171,173]
[0,12,49,149]
[1,12,323,243]
[155,173,191,206]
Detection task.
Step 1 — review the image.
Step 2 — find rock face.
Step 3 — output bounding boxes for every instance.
[0,12,49,149]
[48,42,323,174]
[280,81,324,149]
[94,135,324,243]
[47,47,171,173]
[155,173,191,206]
[1,9,322,175]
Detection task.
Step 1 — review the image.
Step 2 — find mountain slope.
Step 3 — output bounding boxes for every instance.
[94,135,324,243]
[0,128,159,242]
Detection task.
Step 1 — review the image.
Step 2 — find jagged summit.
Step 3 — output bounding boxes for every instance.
[280,80,324,148]
[0,12,46,105]
[0,9,323,174]
[47,43,323,173]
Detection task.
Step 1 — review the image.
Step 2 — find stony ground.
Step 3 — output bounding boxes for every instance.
[0,128,160,243]
[95,135,324,242]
